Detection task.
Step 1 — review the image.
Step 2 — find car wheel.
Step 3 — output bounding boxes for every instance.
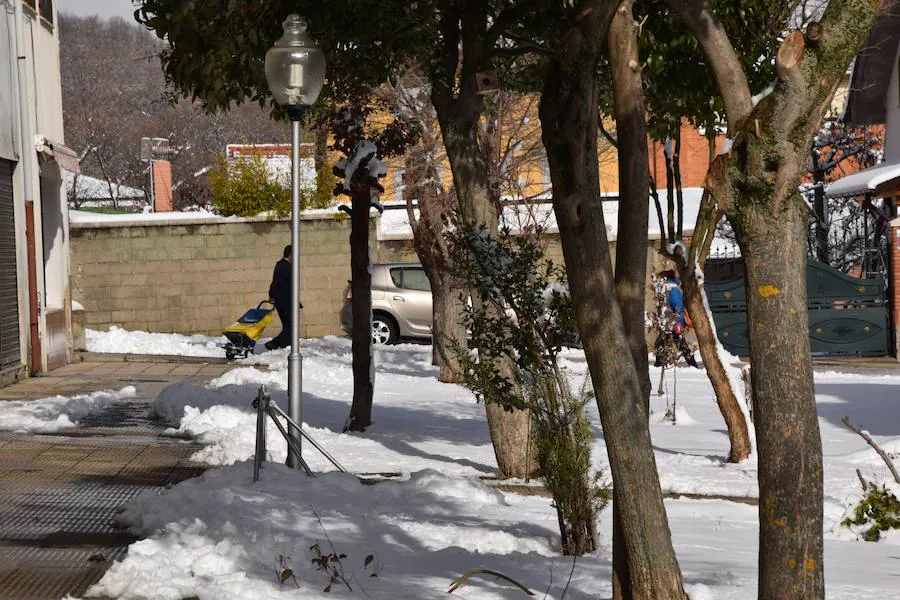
[372,313,399,345]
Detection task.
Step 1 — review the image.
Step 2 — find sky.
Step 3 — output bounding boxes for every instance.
[59,0,139,21]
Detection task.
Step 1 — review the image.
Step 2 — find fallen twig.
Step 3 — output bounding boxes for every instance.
[843,416,900,485]
[856,468,872,492]
[449,569,534,596]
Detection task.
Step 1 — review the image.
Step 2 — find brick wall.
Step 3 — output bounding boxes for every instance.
[70,213,672,339]
[151,160,173,212]
[649,125,725,190]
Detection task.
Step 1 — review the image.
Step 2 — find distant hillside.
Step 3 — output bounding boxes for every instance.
[59,13,288,209]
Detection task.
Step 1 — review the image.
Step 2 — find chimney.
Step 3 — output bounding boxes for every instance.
[151,159,173,212]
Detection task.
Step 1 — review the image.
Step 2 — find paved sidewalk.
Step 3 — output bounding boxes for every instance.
[0,358,233,401]
[0,358,236,600]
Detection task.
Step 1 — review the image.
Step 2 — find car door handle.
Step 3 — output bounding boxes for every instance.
[393,295,405,302]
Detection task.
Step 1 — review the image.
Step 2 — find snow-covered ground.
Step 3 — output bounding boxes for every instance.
[0,386,136,434]
[86,327,227,357]
[53,332,900,599]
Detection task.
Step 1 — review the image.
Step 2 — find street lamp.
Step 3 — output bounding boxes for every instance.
[265,14,325,470]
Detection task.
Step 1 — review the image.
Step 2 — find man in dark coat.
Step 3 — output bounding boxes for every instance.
[265,245,301,350]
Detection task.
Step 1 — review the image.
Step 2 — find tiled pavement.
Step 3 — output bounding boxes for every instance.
[0,357,234,401]
[0,356,237,599]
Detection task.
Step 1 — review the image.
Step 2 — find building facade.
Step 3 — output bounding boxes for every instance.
[1,0,77,385]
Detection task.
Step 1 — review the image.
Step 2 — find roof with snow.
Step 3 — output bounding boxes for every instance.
[69,206,344,228]
[824,159,900,198]
[378,188,705,242]
[64,171,144,201]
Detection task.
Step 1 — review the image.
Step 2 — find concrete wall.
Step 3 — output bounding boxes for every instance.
[71,213,672,340]
[71,215,353,338]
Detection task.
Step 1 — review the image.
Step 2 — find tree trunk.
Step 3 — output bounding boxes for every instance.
[345,177,375,432]
[608,2,652,596]
[430,18,535,478]
[403,144,466,384]
[540,2,687,596]
[679,269,752,462]
[610,0,651,406]
[677,153,753,464]
[734,197,823,598]
[429,271,466,383]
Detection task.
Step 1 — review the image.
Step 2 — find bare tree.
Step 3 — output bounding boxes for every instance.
[376,73,468,383]
[60,13,290,210]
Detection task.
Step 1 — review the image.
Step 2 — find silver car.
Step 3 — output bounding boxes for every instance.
[340,263,433,344]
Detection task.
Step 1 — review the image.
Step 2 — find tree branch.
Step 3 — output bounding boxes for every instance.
[598,117,618,148]
[485,0,541,49]
[842,416,900,485]
[493,39,555,57]
[663,0,753,133]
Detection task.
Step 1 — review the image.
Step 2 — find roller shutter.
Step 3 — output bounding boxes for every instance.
[0,159,21,371]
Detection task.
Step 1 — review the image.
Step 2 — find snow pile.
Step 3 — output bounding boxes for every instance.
[335,140,387,195]
[86,327,227,357]
[85,464,560,600]
[649,404,698,426]
[152,337,496,475]
[0,386,136,433]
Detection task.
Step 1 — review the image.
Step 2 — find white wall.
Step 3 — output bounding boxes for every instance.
[24,7,64,143]
[23,5,67,310]
[0,12,17,162]
[886,46,900,162]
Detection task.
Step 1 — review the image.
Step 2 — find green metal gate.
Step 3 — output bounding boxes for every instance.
[706,260,891,356]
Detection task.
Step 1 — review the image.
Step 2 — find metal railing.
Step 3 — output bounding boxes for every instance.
[252,385,347,482]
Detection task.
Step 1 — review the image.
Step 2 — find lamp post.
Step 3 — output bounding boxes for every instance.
[265,14,325,470]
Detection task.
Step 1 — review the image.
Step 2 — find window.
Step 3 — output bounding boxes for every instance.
[390,267,431,292]
[38,0,53,26]
[22,0,36,13]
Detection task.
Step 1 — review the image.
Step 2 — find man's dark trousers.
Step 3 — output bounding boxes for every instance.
[268,303,292,349]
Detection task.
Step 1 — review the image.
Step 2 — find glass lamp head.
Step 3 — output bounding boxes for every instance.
[265,15,326,114]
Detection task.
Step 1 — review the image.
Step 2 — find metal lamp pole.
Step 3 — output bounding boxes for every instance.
[287,113,303,469]
[265,14,326,470]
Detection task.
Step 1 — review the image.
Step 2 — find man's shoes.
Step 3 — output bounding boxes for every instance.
[264,341,276,351]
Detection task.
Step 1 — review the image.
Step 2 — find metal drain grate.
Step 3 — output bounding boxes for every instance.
[76,400,164,435]
[0,481,155,542]
[0,426,206,597]
[0,546,126,599]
